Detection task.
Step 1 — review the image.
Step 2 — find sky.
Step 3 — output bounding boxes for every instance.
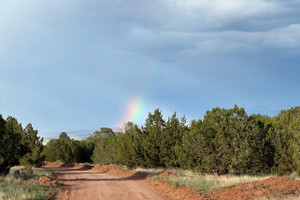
[1,0,300,140]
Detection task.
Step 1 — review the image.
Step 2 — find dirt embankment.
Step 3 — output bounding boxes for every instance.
[44,162,300,200]
[208,176,300,200]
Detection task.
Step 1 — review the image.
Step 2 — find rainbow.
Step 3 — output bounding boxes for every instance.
[117,97,147,128]
[116,66,161,128]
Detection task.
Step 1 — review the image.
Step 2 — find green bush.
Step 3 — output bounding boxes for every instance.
[23,165,33,174]
[90,106,300,175]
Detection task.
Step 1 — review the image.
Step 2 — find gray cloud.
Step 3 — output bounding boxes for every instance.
[1,0,300,132]
[121,23,300,60]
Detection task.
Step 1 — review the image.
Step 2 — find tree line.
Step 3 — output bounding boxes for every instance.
[1,105,300,175]
[0,115,44,174]
[44,105,300,175]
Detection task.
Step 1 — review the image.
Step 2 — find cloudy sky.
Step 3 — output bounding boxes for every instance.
[1,0,300,139]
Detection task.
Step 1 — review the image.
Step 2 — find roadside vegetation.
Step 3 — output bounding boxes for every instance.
[1,105,300,198]
[41,105,300,176]
[130,167,271,192]
[151,172,270,191]
[0,115,44,174]
[0,166,56,200]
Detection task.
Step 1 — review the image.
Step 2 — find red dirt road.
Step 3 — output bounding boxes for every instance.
[46,166,170,200]
[45,163,300,200]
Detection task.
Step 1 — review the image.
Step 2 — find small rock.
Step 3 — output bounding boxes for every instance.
[39,176,57,186]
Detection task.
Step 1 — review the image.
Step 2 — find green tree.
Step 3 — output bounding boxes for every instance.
[176,120,205,170]
[87,127,114,142]
[42,139,61,162]
[78,140,95,163]
[160,113,187,168]
[0,116,23,172]
[57,132,74,163]
[92,134,119,165]
[270,107,300,175]
[242,114,274,174]
[59,132,70,140]
[118,123,144,168]
[141,109,166,167]
[44,132,95,163]
[180,105,270,174]
[20,124,44,167]
[0,115,8,173]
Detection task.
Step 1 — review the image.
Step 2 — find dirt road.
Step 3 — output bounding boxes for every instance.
[46,164,300,200]
[46,166,169,200]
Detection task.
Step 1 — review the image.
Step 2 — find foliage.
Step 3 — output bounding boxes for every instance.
[20,124,44,167]
[0,115,44,174]
[43,132,94,163]
[270,107,300,175]
[92,134,120,165]
[0,114,9,173]
[117,124,144,168]
[0,166,56,200]
[23,164,33,174]
[151,172,270,192]
[141,109,166,167]
[86,127,114,142]
[90,106,300,175]
[4,105,300,176]
[3,117,22,169]
[177,106,274,174]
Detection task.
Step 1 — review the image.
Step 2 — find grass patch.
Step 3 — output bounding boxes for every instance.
[0,166,56,200]
[134,167,164,174]
[151,169,270,192]
[116,165,131,172]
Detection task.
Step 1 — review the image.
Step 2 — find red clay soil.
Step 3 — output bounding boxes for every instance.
[43,162,300,200]
[146,178,207,200]
[39,176,58,186]
[46,163,172,200]
[208,176,300,200]
[92,164,134,177]
[158,171,178,177]
[100,165,300,200]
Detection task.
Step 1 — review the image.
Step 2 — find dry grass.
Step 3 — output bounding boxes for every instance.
[134,167,164,174]
[151,169,271,192]
[0,166,56,200]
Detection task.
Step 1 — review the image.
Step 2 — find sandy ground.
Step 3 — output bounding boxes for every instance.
[46,166,170,200]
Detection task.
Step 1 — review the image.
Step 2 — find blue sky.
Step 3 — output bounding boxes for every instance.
[1,0,300,140]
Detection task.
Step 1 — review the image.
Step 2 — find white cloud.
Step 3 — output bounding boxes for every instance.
[263,24,300,48]
[126,23,300,55]
[201,24,300,52]
[162,0,286,31]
